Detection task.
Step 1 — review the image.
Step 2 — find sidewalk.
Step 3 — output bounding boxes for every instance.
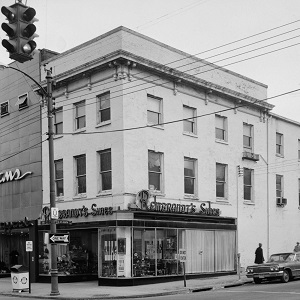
[0,273,253,299]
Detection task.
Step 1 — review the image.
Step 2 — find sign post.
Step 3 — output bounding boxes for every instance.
[25,241,33,294]
[179,248,187,287]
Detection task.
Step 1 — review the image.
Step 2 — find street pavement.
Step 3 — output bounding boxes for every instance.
[0,272,253,299]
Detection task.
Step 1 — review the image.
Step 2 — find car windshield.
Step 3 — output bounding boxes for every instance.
[268,253,294,262]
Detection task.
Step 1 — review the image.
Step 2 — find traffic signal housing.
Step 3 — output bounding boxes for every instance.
[1,2,38,63]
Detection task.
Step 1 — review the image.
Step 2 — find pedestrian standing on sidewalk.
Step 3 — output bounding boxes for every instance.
[254,243,264,264]
[294,242,300,252]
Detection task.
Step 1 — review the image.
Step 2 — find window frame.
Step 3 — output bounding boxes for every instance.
[298,139,300,161]
[54,159,64,198]
[98,149,112,193]
[74,154,86,196]
[276,174,283,201]
[54,107,63,135]
[243,123,253,151]
[17,93,29,110]
[183,105,197,135]
[243,168,253,201]
[74,100,86,131]
[215,115,227,142]
[184,157,197,196]
[216,163,227,199]
[0,101,9,117]
[276,132,284,156]
[148,150,163,192]
[97,92,111,124]
[298,178,300,207]
[147,94,163,126]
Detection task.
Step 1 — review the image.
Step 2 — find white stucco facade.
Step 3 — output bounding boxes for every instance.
[40,26,300,272]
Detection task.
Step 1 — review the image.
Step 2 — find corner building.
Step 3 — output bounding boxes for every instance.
[39,27,300,285]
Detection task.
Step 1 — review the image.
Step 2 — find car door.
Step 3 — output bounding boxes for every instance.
[294,253,300,276]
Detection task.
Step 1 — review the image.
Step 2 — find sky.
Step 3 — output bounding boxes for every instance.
[0,0,300,122]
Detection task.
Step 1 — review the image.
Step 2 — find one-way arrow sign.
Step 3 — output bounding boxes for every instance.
[49,233,70,244]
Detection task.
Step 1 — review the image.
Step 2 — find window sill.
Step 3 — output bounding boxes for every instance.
[96,191,112,197]
[276,153,284,158]
[243,200,255,205]
[56,196,64,202]
[183,132,198,138]
[95,121,111,128]
[0,113,9,118]
[184,194,199,200]
[73,193,87,200]
[147,124,164,130]
[215,139,228,145]
[216,198,229,203]
[73,128,86,135]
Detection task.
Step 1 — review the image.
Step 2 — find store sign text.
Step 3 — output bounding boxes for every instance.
[0,169,32,184]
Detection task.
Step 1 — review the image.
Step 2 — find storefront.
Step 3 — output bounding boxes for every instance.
[38,196,237,285]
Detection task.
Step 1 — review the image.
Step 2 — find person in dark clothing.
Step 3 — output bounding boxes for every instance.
[254,243,264,264]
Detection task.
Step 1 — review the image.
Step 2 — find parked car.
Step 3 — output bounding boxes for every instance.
[246,252,300,284]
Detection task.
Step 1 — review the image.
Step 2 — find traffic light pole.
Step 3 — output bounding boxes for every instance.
[46,68,60,296]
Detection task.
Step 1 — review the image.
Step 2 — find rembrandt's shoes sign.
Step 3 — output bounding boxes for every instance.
[0,168,32,184]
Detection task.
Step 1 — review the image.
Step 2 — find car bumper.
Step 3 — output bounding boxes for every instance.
[246,271,284,279]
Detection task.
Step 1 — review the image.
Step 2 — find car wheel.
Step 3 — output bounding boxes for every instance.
[281,270,290,283]
[254,278,262,284]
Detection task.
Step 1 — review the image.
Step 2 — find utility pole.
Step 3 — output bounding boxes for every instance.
[46,68,60,296]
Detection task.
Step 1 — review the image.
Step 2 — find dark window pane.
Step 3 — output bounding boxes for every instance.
[215,128,225,140]
[244,186,251,200]
[100,108,110,122]
[101,151,111,171]
[102,172,112,190]
[78,176,86,193]
[77,116,86,129]
[148,152,161,172]
[184,178,194,194]
[77,156,86,175]
[56,180,64,196]
[216,182,224,197]
[149,173,160,190]
[147,111,160,125]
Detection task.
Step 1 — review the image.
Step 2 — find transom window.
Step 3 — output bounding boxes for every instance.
[184,157,196,195]
[75,154,86,195]
[276,132,283,156]
[54,159,64,197]
[243,123,253,151]
[54,107,63,135]
[97,92,110,123]
[243,168,253,201]
[183,106,196,134]
[74,101,86,130]
[99,149,112,192]
[147,95,162,126]
[216,163,227,198]
[148,151,162,191]
[215,115,227,141]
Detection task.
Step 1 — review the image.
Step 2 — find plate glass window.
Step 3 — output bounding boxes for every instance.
[184,158,196,195]
[183,106,196,134]
[147,95,162,125]
[216,163,227,198]
[55,160,64,197]
[98,92,110,123]
[215,115,227,141]
[75,155,86,195]
[148,151,162,191]
[54,107,63,135]
[243,168,253,201]
[74,101,86,130]
[99,149,112,191]
[0,101,9,116]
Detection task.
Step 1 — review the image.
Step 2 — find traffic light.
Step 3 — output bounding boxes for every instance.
[1,2,38,63]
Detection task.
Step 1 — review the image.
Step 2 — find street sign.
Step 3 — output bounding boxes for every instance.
[26,241,33,252]
[179,249,186,262]
[49,233,69,244]
[51,207,59,219]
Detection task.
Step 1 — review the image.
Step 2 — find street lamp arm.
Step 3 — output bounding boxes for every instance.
[0,65,48,96]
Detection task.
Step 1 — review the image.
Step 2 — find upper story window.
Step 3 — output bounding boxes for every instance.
[183,105,196,134]
[243,123,253,151]
[244,168,253,201]
[298,140,300,160]
[276,174,283,201]
[99,149,112,192]
[97,92,110,124]
[298,178,300,206]
[215,115,227,142]
[75,154,86,195]
[74,101,86,131]
[276,132,284,156]
[54,159,64,197]
[148,150,162,192]
[17,93,29,110]
[184,157,196,195]
[216,163,227,199]
[54,107,63,135]
[147,95,162,126]
[0,101,9,117]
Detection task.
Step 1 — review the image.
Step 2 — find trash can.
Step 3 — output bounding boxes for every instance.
[10,265,29,292]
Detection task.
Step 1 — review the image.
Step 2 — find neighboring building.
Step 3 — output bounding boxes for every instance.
[0,50,57,279]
